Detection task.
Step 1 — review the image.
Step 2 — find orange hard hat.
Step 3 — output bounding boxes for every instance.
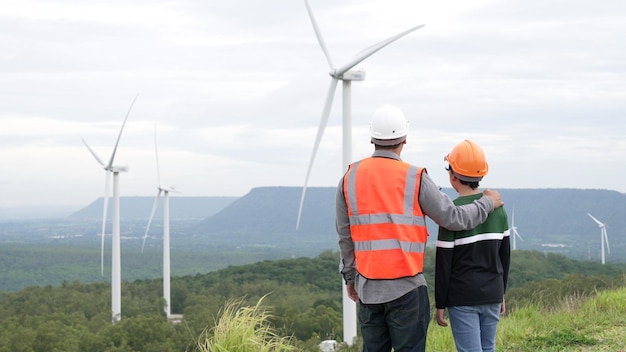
[445,140,488,181]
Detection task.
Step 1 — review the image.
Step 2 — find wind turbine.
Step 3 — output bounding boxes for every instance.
[587,213,610,264]
[297,0,424,345]
[141,122,179,319]
[509,207,524,250]
[82,94,138,323]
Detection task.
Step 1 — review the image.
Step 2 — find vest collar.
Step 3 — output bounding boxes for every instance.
[372,150,402,161]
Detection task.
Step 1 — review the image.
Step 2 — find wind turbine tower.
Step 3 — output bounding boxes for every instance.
[141,123,179,320]
[83,94,138,322]
[510,207,524,250]
[587,213,610,264]
[297,0,424,345]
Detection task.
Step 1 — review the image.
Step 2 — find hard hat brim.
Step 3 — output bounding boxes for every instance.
[452,170,483,182]
[371,136,406,146]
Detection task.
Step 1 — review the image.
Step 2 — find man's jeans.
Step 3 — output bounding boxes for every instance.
[448,303,501,352]
[358,285,430,352]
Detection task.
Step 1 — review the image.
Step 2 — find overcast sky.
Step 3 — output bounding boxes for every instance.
[1,0,625,208]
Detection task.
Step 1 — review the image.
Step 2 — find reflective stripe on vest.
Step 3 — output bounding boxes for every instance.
[343,157,428,279]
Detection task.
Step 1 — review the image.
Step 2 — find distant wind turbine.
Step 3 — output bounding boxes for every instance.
[82,94,138,323]
[141,122,179,319]
[587,212,610,264]
[510,207,524,250]
[297,0,424,345]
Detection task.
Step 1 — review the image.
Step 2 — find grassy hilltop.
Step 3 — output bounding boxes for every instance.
[1,250,626,351]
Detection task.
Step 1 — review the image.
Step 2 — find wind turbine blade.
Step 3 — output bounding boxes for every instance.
[296,78,339,230]
[514,228,524,240]
[587,212,604,227]
[100,171,111,276]
[335,24,425,76]
[154,121,162,187]
[82,138,106,168]
[142,190,162,253]
[304,0,335,69]
[107,93,139,169]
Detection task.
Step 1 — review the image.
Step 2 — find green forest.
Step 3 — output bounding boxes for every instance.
[1,249,626,351]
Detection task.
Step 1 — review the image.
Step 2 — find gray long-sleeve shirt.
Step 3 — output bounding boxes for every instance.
[336,150,494,304]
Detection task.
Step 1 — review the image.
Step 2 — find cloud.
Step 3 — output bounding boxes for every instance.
[0,0,625,207]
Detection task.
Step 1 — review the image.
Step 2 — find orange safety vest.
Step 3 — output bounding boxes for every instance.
[343,157,428,279]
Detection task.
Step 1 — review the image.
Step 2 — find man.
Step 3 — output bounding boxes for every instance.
[435,139,510,352]
[336,104,504,352]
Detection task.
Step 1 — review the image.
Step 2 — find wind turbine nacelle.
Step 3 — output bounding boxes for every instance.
[339,69,365,81]
[162,185,179,193]
[111,165,129,173]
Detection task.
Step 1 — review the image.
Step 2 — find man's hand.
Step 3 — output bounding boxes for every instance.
[346,283,359,303]
[483,189,504,208]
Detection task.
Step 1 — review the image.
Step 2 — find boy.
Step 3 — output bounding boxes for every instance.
[435,139,511,352]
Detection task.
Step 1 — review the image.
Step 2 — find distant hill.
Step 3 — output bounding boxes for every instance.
[193,187,337,251]
[69,196,238,220]
[497,188,626,234]
[198,186,626,237]
[30,186,626,263]
[198,187,336,236]
[196,187,626,262]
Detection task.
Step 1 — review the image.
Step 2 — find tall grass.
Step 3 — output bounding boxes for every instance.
[428,287,626,351]
[197,294,296,352]
[194,288,626,352]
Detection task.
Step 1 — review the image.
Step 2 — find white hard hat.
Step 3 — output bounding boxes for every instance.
[369,104,409,146]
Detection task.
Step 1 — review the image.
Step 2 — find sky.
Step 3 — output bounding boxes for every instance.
[1,0,625,208]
